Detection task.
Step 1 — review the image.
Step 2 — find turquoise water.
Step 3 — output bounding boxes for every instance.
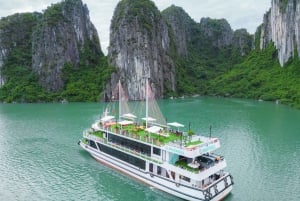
[0,98,300,201]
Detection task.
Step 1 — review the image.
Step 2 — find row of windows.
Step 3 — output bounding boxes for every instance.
[149,163,170,178]
[108,134,151,156]
[97,142,146,170]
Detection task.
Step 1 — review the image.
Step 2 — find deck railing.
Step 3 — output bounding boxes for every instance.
[84,131,163,164]
[90,123,219,153]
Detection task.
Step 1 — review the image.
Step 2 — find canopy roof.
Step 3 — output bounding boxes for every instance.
[122,113,137,119]
[119,120,134,126]
[142,117,156,122]
[100,115,115,122]
[145,126,162,134]
[167,122,184,127]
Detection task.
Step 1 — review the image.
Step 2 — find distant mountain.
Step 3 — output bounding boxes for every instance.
[0,0,112,102]
[208,0,300,108]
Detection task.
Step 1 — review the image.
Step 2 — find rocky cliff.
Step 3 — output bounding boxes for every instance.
[0,0,101,93]
[32,0,102,91]
[233,29,253,56]
[198,18,252,55]
[260,0,300,66]
[107,1,253,100]
[162,7,253,57]
[107,0,176,100]
[162,7,252,58]
[161,5,195,57]
[0,13,40,87]
[199,18,234,48]
[0,0,262,102]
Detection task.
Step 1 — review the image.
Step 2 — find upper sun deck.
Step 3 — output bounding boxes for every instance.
[165,135,220,158]
[90,119,220,158]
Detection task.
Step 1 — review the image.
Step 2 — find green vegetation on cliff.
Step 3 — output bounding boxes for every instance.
[0,8,114,103]
[61,57,114,102]
[165,16,249,96]
[162,4,300,109]
[0,48,49,102]
[0,13,48,102]
[113,0,160,32]
[207,43,300,109]
[43,3,65,26]
[2,0,300,109]
[0,46,113,103]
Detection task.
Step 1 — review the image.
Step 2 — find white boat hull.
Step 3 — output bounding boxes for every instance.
[80,142,233,201]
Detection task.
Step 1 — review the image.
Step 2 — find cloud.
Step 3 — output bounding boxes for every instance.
[82,0,120,54]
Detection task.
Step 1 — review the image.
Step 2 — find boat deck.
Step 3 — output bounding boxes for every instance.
[91,120,219,152]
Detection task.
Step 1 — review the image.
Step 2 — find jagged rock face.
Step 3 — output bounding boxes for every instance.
[199,18,233,48]
[107,0,176,100]
[260,0,300,66]
[233,29,253,56]
[260,10,272,50]
[162,5,195,57]
[0,13,40,87]
[163,9,252,58]
[32,0,102,91]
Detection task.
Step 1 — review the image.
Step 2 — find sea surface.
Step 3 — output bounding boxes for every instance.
[0,97,300,201]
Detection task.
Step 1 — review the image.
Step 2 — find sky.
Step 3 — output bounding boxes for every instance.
[0,0,271,55]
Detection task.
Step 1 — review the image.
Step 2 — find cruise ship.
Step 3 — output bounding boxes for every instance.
[78,80,233,201]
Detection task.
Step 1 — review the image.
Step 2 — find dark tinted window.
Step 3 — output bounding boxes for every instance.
[157,166,161,175]
[98,144,146,170]
[108,134,151,156]
[149,163,153,172]
[153,147,161,155]
[89,140,98,150]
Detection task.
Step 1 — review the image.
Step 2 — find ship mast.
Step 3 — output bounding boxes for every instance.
[145,77,149,129]
[118,80,121,120]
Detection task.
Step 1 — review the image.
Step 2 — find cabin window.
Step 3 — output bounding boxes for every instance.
[96,142,102,151]
[170,171,175,180]
[157,166,162,175]
[149,163,153,172]
[180,175,191,182]
[153,147,161,156]
[89,140,98,150]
